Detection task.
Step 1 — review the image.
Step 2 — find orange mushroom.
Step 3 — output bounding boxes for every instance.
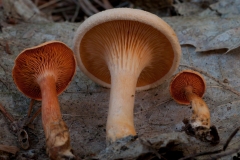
[73,8,181,143]
[170,70,219,144]
[12,41,76,159]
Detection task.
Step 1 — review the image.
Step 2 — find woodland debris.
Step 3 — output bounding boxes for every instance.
[94,132,190,160]
[2,0,51,23]
[0,102,41,150]
[0,144,19,155]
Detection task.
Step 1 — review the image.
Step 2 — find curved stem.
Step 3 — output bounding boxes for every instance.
[184,86,210,128]
[39,76,62,133]
[38,75,74,159]
[106,71,138,143]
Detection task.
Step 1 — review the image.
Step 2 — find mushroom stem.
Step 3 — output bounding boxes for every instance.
[184,86,210,129]
[106,71,138,143]
[38,75,74,159]
[39,76,61,129]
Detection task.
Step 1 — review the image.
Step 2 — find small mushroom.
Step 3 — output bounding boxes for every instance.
[169,70,219,144]
[73,8,181,143]
[12,41,76,159]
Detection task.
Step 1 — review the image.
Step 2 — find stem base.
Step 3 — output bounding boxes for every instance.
[46,120,74,160]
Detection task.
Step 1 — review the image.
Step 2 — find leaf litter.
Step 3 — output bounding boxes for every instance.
[1,0,240,159]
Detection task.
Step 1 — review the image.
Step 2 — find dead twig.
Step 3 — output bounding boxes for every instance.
[0,103,29,149]
[210,146,240,159]
[26,107,41,125]
[223,127,240,151]
[179,149,222,160]
[180,126,240,160]
[83,0,99,13]
[0,79,9,91]
[78,0,95,16]
[71,0,80,22]
[38,0,61,10]
[0,145,19,155]
[0,102,41,150]
[52,6,75,13]
[4,42,11,55]
[0,103,15,122]
[93,0,106,9]
[180,64,240,97]
[27,99,35,117]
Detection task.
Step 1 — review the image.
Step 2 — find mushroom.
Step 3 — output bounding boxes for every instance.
[73,8,181,143]
[12,41,76,159]
[169,70,219,144]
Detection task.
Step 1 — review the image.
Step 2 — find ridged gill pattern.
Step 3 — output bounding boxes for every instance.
[13,42,76,100]
[80,20,174,87]
[170,71,205,104]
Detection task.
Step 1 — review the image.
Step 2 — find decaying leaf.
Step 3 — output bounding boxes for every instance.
[164,16,240,53]
[173,2,206,16]
[210,0,240,18]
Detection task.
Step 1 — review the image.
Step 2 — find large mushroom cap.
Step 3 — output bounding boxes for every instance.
[169,70,206,105]
[12,41,76,100]
[73,8,181,91]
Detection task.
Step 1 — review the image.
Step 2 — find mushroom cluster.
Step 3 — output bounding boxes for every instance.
[9,7,222,159]
[73,8,181,143]
[12,41,76,159]
[169,70,219,144]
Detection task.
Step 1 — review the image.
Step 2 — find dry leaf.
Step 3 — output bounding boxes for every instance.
[173,2,205,16]
[210,0,240,18]
[164,16,240,53]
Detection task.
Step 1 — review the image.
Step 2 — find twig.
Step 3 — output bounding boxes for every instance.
[27,107,41,125]
[179,149,222,160]
[180,126,240,160]
[79,0,94,16]
[0,79,8,90]
[71,1,80,22]
[93,0,106,9]
[0,63,8,90]
[0,145,19,155]
[4,42,11,55]
[82,0,99,13]
[38,0,61,10]
[210,146,240,159]
[0,103,15,122]
[116,1,130,8]
[62,113,90,117]
[0,64,7,74]
[180,64,240,96]
[62,11,70,21]
[27,99,35,117]
[223,127,240,151]
[52,6,75,13]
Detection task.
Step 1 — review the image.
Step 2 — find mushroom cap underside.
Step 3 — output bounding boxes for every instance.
[73,8,181,91]
[169,70,206,105]
[12,41,76,100]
